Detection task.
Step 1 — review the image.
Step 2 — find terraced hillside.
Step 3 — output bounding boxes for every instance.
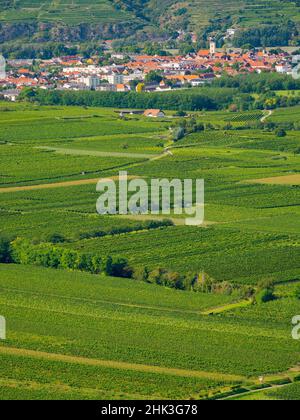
[0,0,299,43]
[188,0,300,30]
[0,0,133,24]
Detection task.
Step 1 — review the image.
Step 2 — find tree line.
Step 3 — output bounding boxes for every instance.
[0,235,290,303]
[18,87,252,112]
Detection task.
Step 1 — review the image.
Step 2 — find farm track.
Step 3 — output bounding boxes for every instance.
[245,174,300,186]
[36,146,158,160]
[200,300,252,315]
[0,175,138,194]
[0,346,246,382]
[260,110,274,123]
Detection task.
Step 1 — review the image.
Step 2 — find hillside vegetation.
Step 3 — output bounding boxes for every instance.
[0,0,299,44]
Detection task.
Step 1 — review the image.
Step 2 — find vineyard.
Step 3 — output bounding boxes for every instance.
[0,102,300,400]
[0,264,299,400]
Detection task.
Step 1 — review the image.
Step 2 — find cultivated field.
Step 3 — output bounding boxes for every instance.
[0,102,300,400]
[0,264,299,400]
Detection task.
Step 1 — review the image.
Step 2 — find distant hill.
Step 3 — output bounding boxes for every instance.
[0,0,299,46]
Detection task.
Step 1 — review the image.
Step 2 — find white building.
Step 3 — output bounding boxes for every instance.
[2,89,19,102]
[275,64,292,74]
[106,73,124,85]
[80,75,101,89]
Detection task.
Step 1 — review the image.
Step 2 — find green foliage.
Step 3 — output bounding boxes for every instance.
[256,279,276,304]
[10,237,135,278]
[275,128,287,138]
[145,71,163,84]
[0,235,12,263]
[266,383,300,400]
[233,23,296,48]
[294,285,300,300]
[19,87,244,112]
[173,126,185,141]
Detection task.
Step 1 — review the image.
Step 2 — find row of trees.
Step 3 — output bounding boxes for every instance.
[18,74,300,112]
[19,88,232,112]
[10,237,133,278]
[212,73,300,94]
[0,235,286,302]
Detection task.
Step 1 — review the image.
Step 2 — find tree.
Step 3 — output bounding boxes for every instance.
[275,128,287,138]
[172,126,185,141]
[136,83,145,93]
[145,71,163,84]
[0,236,11,263]
[106,256,132,278]
[148,268,166,285]
[133,266,149,282]
[256,279,276,304]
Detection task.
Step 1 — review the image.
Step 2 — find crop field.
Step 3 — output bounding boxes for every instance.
[0,101,300,400]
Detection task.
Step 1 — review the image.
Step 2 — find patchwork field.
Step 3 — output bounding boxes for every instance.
[0,101,300,400]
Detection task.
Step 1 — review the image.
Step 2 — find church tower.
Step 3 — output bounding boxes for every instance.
[210,39,216,56]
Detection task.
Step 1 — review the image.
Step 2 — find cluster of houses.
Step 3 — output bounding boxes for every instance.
[0,43,298,101]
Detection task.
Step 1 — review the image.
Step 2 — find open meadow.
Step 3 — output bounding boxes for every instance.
[0,101,300,400]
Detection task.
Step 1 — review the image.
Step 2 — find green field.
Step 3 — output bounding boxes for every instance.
[0,101,300,400]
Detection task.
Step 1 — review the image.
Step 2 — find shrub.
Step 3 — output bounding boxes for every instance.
[45,233,66,244]
[275,128,287,137]
[256,288,276,304]
[106,256,132,278]
[133,266,149,282]
[0,236,12,263]
[173,126,185,141]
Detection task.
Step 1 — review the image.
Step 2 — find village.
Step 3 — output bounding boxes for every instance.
[0,40,298,102]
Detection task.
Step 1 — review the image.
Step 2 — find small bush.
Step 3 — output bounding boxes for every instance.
[0,236,12,263]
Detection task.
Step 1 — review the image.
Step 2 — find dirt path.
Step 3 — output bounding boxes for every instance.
[260,110,273,123]
[0,346,245,382]
[201,300,252,316]
[37,146,157,160]
[0,175,137,194]
[245,174,300,186]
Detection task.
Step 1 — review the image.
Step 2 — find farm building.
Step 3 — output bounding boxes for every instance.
[143,109,165,118]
